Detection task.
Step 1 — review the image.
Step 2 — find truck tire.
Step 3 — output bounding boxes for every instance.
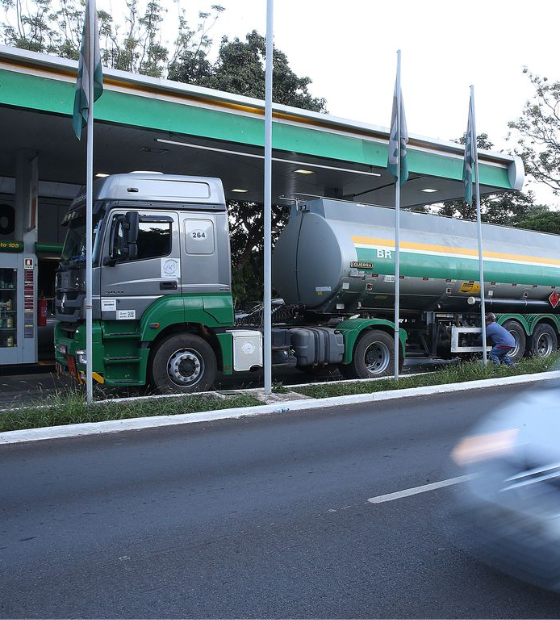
[340,330,397,379]
[148,333,217,393]
[502,320,526,362]
[529,324,558,358]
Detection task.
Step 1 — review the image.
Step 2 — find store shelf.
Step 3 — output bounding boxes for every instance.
[0,268,18,356]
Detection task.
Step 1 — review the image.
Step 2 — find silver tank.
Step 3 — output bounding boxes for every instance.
[272,199,560,315]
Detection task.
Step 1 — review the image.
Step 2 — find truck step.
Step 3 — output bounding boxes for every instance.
[102,332,141,339]
[103,356,141,365]
[105,379,145,386]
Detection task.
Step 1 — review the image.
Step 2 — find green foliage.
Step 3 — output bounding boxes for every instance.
[517,210,560,235]
[3,354,558,431]
[0,390,261,432]
[0,0,63,54]
[508,68,560,194]
[228,200,288,304]
[0,0,224,78]
[297,353,560,399]
[272,381,289,394]
[438,187,541,225]
[194,30,326,112]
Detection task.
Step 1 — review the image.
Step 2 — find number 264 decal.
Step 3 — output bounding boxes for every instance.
[191,230,207,239]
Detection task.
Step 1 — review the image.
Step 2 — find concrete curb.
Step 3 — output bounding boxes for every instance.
[1,370,559,446]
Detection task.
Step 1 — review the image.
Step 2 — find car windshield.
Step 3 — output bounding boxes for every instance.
[60,204,104,267]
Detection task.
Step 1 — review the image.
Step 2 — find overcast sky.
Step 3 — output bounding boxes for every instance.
[101,0,560,205]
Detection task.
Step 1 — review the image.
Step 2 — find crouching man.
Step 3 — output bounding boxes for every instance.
[485,313,515,367]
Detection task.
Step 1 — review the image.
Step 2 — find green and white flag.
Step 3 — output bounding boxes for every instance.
[72,0,103,139]
[387,78,408,185]
[463,94,476,205]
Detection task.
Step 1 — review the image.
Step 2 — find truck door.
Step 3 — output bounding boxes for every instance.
[100,210,180,322]
[179,212,230,294]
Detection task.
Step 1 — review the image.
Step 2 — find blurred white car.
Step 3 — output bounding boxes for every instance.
[450,375,560,591]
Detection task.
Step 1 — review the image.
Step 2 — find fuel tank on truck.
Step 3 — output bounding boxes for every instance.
[271,199,560,316]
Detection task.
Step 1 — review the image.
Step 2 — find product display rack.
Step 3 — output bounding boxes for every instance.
[0,267,17,348]
[0,254,37,365]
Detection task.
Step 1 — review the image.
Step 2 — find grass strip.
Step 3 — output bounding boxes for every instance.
[0,392,261,433]
[2,354,559,432]
[296,354,560,399]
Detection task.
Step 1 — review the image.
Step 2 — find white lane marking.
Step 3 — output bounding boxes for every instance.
[367,474,476,504]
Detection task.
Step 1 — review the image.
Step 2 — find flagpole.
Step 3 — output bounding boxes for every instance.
[393,50,402,381]
[263,0,273,395]
[470,85,488,364]
[85,0,95,404]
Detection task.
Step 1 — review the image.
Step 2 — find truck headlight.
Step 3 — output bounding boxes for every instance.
[76,349,87,365]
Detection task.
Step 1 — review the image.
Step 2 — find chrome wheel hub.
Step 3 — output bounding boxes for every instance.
[167,349,203,386]
[365,342,391,375]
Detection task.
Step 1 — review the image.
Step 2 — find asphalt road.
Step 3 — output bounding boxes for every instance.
[1,384,559,618]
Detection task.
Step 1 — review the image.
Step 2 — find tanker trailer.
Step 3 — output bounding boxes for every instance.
[272,198,560,366]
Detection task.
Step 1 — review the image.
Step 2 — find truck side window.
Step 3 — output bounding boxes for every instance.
[110,215,172,262]
[136,220,172,260]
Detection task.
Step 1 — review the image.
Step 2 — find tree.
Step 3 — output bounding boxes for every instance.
[195,30,327,112]
[0,0,61,54]
[438,186,542,226]
[434,133,540,225]
[0,0,224,78]
[508,68,560,195]
[228,201,288,304]
[517,210,560,235]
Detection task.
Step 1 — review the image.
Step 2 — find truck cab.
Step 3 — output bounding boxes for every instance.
[54,172,238,391]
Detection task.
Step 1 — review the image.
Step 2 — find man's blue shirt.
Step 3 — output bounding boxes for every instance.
[486,322,515,348]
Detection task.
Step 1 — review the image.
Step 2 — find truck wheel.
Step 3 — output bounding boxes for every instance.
[340,330,396,379]
[502,320,526,362]
[148,334,217,393]
[529,324,558,358]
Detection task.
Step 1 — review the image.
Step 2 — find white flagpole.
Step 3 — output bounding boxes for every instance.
[393,50,402,381]
[263,0,273,395]
[85,0,95,404]
[470,85,487,365]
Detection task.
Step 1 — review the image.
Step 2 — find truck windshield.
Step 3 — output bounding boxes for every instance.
[60,204,105,267]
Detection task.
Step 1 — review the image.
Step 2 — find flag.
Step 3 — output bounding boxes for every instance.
[463,94,476,205]
[387,78,408,185]
[72,0,103,139]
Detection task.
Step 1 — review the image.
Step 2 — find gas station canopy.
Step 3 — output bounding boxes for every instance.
[0,45,523,208]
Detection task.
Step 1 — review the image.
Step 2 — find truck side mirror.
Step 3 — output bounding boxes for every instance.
[124,211,139,260]
[106,212,139,264]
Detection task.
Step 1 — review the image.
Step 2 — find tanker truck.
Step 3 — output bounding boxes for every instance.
[54,172,560,392]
